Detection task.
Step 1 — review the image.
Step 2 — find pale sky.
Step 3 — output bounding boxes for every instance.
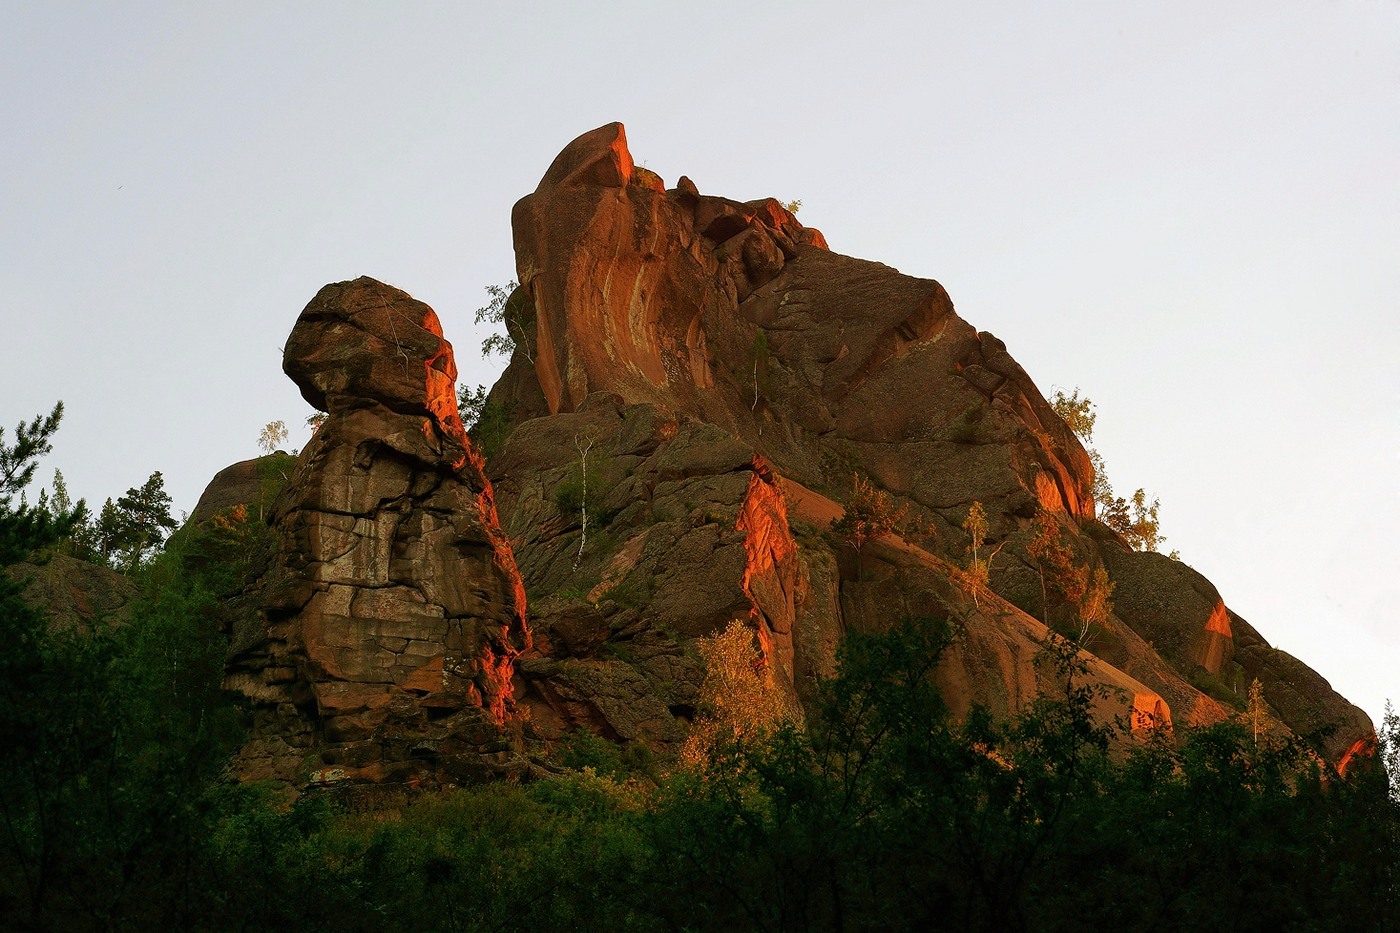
[3,1,1396,728]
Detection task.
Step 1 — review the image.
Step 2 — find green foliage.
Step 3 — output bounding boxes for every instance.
[84,470,179,572]
[0,403,66,510]
[553,473,587,516]
[457,384,513,460]
[0,408,244,928]
[644,621,1400,929]
[1050,386,1096,440]
[245,449,299,527]
[601,570,654,610]
[559,729,628,778]
[1382,701,1400,803]
[2,405,1395,926]
[946,401,986,443]
[553,456,606,520]
[1190,667,1248,712]
[831,473,907,553]
[475,281,534,362]
[0,402,87,564]
[818,441,866,493]
[458,382,487,426]
[1051,387,1166,553]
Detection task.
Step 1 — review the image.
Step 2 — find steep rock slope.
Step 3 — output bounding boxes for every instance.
[484,123,1370,766]
[214,124,1371,791]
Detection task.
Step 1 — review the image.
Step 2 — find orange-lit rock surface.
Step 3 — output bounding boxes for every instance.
[480,123,1372,767]
[223,277,529,790]
[218,125,1372,787]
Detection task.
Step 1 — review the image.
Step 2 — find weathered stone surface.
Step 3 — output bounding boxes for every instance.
[189,457,266,524]
[224,277,529,792]
[481,123,1371,768]
[222,124,1372,784]
[9,553,137,632]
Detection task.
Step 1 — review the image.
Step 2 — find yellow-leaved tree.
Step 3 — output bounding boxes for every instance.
[680,619,803,770]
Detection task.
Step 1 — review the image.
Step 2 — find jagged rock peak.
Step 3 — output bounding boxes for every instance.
[511,122,829,424]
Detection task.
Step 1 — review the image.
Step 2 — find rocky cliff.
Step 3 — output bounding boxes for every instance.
[219,123,1372,792]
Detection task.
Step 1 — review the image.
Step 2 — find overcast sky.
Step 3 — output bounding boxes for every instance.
[2,1,1396,728]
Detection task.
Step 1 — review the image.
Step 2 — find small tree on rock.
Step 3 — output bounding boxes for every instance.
[1051,387,1166,554]
[95,472,178,573]
[475,281,534,363]
[257,420,288,456]
[1246,678,1269,747]
[1026,511,1085,621]
[962,501,1004,607]
[831,474,907,556]
[679,618,801,770]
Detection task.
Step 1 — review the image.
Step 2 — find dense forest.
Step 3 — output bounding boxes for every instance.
[3,403,1398,932]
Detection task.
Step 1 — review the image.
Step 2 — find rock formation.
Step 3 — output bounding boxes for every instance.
[9,554,136,633]
[224,278,529,788]
[487,123,1370,766]
[217,123,1371,792]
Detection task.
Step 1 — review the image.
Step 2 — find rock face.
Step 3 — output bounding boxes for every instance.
[9,554,136,632]
[222,125,1372,790]
[484,123,1371,767]
[224,278,530,788]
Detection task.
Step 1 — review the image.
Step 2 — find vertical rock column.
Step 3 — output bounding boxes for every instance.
[225,277,529,788]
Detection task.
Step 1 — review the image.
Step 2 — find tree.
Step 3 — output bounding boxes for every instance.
[457,384,513,460]
[1246,678,1268,747]
[0,403,101,922]
[1381,701,1400,802]
[679,619,801,770]
[1050,386,1097,440]
[1025,511,1112,643]
[1077,565,1115,644]
[831,474,907,555]
[0,403,64,502]
[1126,488,1164,553]
[92,472,178,573]
[458,383,488,428]
[1051,387,1166,553]
[475,281,534,363]
[0,403,87,565]
[258,420,288,456]
[962,500,1004,606]
[570,434,594,573]
[1026,511,1085,622]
